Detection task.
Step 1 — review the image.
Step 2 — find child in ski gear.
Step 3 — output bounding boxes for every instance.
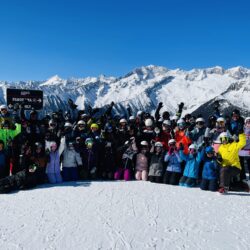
[80,137,99,180]
[46,137,65,184]
[135,141,149,181]
[175,119,192,155]
[179,144,204,187]
[200,146,218,191]
[164,139,182,185]
[186,117,206,148]
[148,141,165,183]
[0,140,9,179]
[218,132,246,194]
[62,141,82,181]
[114,137,137,181]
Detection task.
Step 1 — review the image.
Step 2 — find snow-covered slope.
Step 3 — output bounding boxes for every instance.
[0,65,250,116]
[0,181,249,250]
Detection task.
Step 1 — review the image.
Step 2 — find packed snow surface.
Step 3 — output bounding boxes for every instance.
[0,181,249,250]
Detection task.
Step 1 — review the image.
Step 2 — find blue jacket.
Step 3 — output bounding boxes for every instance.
[164,152,182,173]
[180,149,204,179]
[202,157,218,180]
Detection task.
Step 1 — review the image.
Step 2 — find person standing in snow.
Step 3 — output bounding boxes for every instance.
[62,142,83,182]
[179,144,204,187]
[114,137,138,181]
[163,139,182,185]
[46,137,65,184]
[148,141,165,183]
[238,117,250,180]
[135,141,150,181]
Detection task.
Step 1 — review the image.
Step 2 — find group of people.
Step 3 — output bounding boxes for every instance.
[0,100,249,195]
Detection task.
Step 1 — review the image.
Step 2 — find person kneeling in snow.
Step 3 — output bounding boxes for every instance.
[200,146,219,192]
[179,144,204,187]
[217,131,247,194]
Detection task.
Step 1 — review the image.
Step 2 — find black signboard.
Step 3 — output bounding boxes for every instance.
[7,89,43,110]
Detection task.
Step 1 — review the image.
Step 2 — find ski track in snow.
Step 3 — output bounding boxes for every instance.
[0,181,249,250]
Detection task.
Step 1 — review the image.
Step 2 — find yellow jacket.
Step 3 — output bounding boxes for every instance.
[218,133,246,170]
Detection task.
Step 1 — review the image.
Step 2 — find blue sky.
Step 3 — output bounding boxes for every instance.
[0,0,250,81]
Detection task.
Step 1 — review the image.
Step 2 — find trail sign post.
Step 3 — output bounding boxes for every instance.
[7,89,43,110]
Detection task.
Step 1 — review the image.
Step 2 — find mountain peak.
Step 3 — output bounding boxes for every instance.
[42,75,65,85]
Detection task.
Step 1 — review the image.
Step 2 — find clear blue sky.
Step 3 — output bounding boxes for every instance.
[0,0,250,81]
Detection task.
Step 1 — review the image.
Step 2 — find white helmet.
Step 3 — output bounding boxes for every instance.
[137,110,143,116]
[155,142,163,147]
[162,120,171,126]
[64,122,72,127]
[119,118,127,124]
[129,116,135,121]
[177,118,185,124]
[168,139,176,145]
[219,132,229,139]
[0,104,7,110]
[145,118,153,127]
[171,115,179,121]
[188,144,197,150]
[196,117,205,123]
[217,117,225,123]
[140,141,149,146]
[77,120,86,125]
[245,117,250,123]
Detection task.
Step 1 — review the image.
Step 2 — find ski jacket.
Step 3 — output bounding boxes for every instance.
[202,157,218,180]
[164,151,182,173]
[62,148,82,168]
[46,137,65,174]
[135,153,148,171]
[148,153,164,176]
[218,133,246,170]
[239,128,250,157]
[179,149,204,179]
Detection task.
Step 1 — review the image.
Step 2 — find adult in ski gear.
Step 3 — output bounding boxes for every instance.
[200,146,219,191]
[114,137,137,181]
[148,141,165,183]
[135,141,149,181]
[163,139,182,185]
[179,144,204,187]
[217,132,246,194]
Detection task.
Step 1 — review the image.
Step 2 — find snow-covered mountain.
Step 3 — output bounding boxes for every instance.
[0,65,250,117]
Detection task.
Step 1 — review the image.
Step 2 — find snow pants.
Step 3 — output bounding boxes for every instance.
[148,175,162,183]
[63,167,78,182]
[114,168,131,181]
[200,178,218,191]
[47,173,63,184]
[163,171,182,185]
[135,170,148,181]
[220,166,240,188]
